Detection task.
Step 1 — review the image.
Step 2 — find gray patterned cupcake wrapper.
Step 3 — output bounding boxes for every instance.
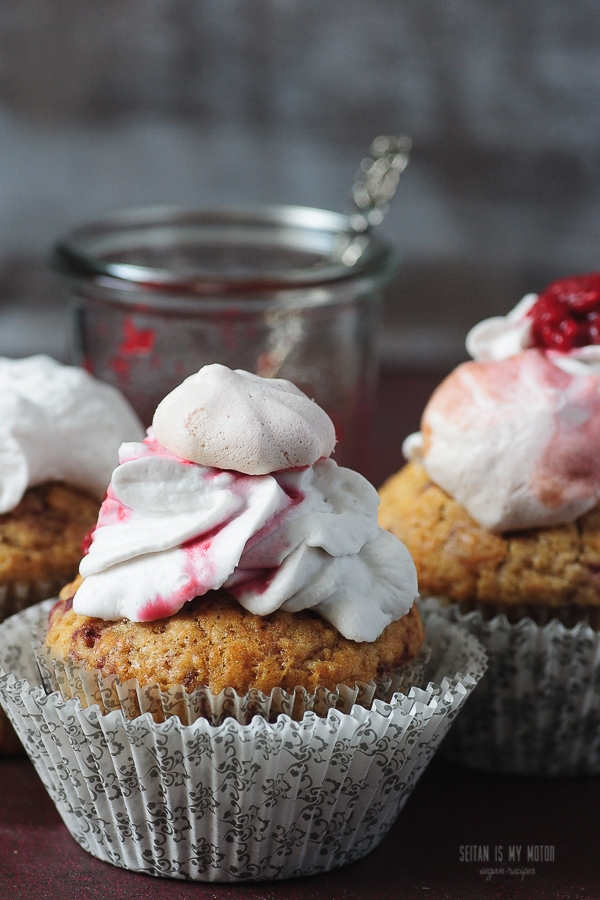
[0,601,486,882]
[35,632,431,726]
[0,578,65,623]
[425,598,600,775]
[0,578,67,756]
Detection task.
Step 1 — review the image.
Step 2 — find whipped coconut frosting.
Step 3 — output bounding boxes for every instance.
[0,355,144,513]
[466,293,600,376]
[74,366,418,643]
[405,295,600,532]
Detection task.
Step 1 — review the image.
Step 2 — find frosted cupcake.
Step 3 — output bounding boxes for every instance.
[0,364,485,880]
[0,355,143,616]
[46,363,424,707]
[379,273,600,774]
[0,355,143,753]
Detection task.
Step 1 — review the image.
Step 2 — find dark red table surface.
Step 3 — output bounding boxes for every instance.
[1,369,598,900]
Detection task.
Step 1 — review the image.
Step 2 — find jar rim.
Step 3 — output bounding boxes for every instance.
[51,204,397,295]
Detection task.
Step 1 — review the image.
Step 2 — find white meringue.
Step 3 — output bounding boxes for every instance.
[405,293,600,532]
[466,293,600,376]
[75,435,418,642]
[409,350,600,532]
[0,355,144,512]
[153,364,336,475]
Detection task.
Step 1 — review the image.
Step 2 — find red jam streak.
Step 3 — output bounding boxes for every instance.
[97,433,310,620]
[108,317,157,386]
[529,272,600,352]
[535,363,600,508]
[81,526,96,556]
[228,567,278,598]
[136,596,180,622]
[424,350,600,510]
[96,484,132,527]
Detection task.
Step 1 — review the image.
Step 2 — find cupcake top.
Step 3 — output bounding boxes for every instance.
[74,365,418,643]
[0,355,144,514]
[404,274,600,532]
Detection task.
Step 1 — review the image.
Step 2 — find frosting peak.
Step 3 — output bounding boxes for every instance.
[153,364,336,475]
[408,350,600,531]
[0,355,144,512]
[75,366,418,640]
[75,436,418,641]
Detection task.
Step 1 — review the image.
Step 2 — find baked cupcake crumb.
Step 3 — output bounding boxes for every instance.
[379,462,600,610]
[0,483,99,586]
[47,589,425,695]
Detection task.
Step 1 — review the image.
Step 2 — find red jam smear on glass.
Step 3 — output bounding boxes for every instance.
[529,272,600,352]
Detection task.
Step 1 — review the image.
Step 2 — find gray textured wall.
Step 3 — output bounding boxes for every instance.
[1,0,599,365]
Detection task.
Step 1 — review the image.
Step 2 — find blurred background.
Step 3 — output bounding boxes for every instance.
[1,0,599,368]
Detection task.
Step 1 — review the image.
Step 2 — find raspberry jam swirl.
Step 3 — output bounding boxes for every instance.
[529,272,600,353]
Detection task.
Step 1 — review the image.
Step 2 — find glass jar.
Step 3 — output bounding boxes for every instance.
[52,205,398,474]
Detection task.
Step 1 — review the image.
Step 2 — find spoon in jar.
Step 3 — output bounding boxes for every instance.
[258,135,411,377]
[331,133,412,266]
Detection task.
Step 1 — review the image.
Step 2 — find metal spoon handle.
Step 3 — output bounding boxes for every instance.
[348,134,412,233]
[332,134,411,265]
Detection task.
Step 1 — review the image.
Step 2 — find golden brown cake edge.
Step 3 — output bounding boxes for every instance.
[379,462,600,609]
[46,590,425,696]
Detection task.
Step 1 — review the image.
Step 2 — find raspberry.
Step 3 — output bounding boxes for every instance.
[529,273,600,351]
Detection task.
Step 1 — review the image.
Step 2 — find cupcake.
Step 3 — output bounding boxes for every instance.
[379,272,600,774]
[47,363,424,709]
[0,354,144,753]
[0,364,485,880]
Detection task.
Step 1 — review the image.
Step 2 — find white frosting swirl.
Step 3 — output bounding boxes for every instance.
[403,294,600,532]
[0,355,144,512]
[75,434,418,642]
[153,364,336,474]
[466,293,600,375]
[406,351,600,530]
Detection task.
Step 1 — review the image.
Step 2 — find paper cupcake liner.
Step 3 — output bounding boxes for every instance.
[452,598,600,630]
[0,577,65,756]
[0,600,486,882]
[35,630,431,726]
[422,598,600,775]
[0,577,65,623]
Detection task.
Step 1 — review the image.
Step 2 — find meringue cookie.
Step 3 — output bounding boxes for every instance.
[412,350,600,532]
[153,364,336,474]
[406,292,600,533]
[0,355,144,513]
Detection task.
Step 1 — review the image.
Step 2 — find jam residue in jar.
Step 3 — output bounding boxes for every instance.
[529,272,600,352]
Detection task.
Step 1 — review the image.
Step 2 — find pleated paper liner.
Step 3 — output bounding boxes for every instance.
[0,577,65,622]
[34,631,431,726]
[0,600,487,882]
[0,577,66,756]
[423,598,600,775]
[453,598,600,630]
